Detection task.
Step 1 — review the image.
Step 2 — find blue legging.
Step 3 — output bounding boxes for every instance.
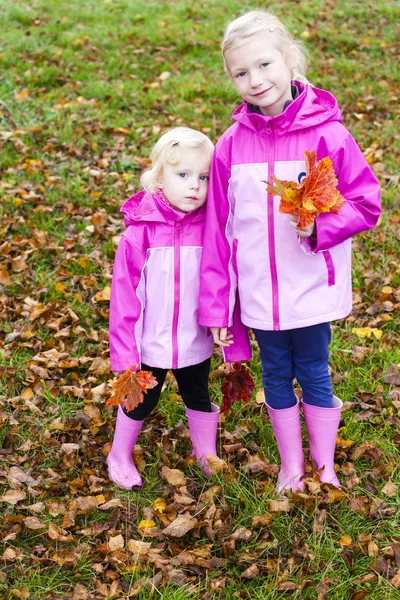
[253,323,333,409]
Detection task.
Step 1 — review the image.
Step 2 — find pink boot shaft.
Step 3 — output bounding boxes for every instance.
[185,403,219,476]
[106,406,144,489]
[266,399,305,494]
[303,396,343,487]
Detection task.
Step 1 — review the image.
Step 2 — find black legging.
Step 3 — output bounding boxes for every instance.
[123,358,211,421]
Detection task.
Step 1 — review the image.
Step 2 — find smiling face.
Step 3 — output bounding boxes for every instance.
[225,33,293,117]
[160,148,211,213]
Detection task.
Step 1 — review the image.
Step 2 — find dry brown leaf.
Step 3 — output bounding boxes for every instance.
[10,589,30,599]
[205,454,226,474]
[72,584,90,600]
[0,489,26,505]
[160,466,186,486]
[108,534,124,551]
[381,482,397,497]
[162,514,197,538]
[23,517,45,530]
[251,514,273,528]
[240,564,260,579]
[268,499,292,512]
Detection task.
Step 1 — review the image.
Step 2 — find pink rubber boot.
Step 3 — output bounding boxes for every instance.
[266,399,305,493]
[106,406,144,489]
[185,403,219,476]
[303,396,343,487]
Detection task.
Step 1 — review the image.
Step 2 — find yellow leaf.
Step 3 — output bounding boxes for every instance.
[352,327,382,340]
[138,520,156,530]
[152,498,167,514]
[338,534,352,546]
[93,287,111,302]
[54,282,65,292]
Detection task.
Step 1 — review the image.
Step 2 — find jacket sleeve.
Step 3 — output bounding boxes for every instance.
[109,235,146,371]
[222,292,252,363]
[306,133,381,253]
[199,150,236,328]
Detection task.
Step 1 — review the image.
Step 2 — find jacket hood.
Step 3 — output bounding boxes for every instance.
[120,190,206,226]
[232,82,342,135]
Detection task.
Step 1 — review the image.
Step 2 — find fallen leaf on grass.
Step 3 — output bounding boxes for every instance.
[23,517,45,530]
[383,363,400,385]
[10,589,30,599]
[0,489,26,505]
[241,564,260,579]
[160,466,186,486]
[268,499,292,512]
[381,482,397,497]
[162,514,197,537]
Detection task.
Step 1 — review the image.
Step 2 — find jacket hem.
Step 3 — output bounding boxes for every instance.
[241,306,352,330]
[141,350,213,370]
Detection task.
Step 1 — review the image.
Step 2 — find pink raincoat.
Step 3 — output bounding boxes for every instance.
[109,191,251,372]
[199,83,381,331]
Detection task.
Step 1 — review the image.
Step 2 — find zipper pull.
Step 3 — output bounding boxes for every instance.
[176,222,181,229]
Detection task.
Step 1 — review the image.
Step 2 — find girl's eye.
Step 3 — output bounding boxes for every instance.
[178,173,187,178]
[236,71,246,78]
[200,175,209,181]
[261,62,269,68]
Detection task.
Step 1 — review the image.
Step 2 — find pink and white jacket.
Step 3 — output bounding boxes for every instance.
[199,83,381,332]
[109,191,251,372]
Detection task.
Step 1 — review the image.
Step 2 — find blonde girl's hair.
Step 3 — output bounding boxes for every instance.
[140,127,214,193]
[222,10,309,84]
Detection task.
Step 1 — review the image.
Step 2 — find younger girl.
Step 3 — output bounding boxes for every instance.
[199,11,381,493]
[107,127,250,489]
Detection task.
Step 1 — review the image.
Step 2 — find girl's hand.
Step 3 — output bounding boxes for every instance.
[210,327,234,347]
[287,214,316,238]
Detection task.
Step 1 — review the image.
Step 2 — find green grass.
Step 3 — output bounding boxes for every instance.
[1,0,399,598]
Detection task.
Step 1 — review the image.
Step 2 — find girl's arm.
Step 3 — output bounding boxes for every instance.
[309,134,381,252]
[199,150,252,362]
[199,151,235,328]
[109,236,146,372]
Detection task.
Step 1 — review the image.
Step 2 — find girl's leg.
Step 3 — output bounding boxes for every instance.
[291,323,333,408]
[252,329,296,409]
[252,329,304,493]
[173,359,219,476]
[291,324,342,486]
[107,364,167,489]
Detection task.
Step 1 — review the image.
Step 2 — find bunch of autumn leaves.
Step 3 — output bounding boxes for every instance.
[107,151,345,412]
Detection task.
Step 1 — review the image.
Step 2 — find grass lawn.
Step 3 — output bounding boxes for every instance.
[0,0,399,598]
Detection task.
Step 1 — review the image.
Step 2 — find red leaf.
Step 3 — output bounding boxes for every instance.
[106,366,158,412]
[220,363,255,414]
[264,150,346,229]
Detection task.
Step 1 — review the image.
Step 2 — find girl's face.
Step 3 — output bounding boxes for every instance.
[160,149,211,213]
[225,33,293,117]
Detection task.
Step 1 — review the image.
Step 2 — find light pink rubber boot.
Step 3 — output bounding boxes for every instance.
[266,399,305,493]
[106,406,144,489]
[185,403,219,476]
[303,396,343,487]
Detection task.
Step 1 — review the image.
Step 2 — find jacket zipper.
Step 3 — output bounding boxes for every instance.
[172,221,181,368]
[266,122,280,330]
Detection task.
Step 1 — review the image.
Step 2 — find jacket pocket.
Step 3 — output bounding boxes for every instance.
[322,250,335,287]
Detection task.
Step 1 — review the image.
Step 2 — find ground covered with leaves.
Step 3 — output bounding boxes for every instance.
[0,0,399,599]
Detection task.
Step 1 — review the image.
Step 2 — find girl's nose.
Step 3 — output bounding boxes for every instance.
[250,72,262,88]
[191,179,200,190]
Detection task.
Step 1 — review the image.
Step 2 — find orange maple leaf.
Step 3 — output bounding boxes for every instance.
[264,150,346,230]
[106,366,158,412]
